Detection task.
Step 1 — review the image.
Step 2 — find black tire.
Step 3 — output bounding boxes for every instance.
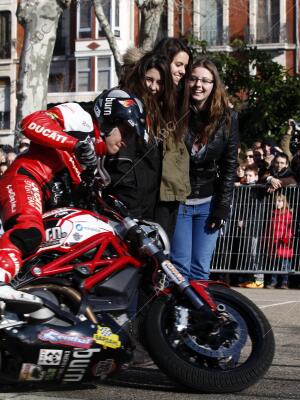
[145,284,275,393]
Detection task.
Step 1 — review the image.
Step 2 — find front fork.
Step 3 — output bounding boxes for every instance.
[189,280,229,312]
[159,259,227,321]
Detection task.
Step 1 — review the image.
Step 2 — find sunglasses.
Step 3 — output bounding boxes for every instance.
[246,154,254,158]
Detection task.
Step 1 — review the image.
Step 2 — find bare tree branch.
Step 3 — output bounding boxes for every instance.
[93,0,122,78]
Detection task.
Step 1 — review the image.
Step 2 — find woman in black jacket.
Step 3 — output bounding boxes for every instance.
[104,52,176,220]
[170,58,239,280]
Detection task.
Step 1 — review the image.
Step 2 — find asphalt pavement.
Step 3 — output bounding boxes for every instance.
[0,287,299,400]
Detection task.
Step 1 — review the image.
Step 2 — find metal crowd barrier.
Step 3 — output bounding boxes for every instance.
[211,185,300,274]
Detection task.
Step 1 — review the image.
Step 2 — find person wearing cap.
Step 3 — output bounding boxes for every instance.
[0,88,147,304]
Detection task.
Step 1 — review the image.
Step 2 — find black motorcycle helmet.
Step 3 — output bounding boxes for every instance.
[94,88,148,141]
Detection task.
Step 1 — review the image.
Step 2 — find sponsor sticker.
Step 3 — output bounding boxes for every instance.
[118,99,135,108]
[45,112,58,120]
[93,326,121,349]
[38,349,63,366]
[162,260,185,285]
[72,232,82,241]
[24,180,42,213]
[6,184,17,213]
[94,103,101,117]
[38,329,93,349]
[27,121,67,144]
[103,97,114,115]
[45,227,67,242]
[43,208,73,218]
[62,348,101,382]
[19,363,45,381]
[76,223,83,231]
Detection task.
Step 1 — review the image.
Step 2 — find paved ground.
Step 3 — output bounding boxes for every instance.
[0,288,299,400]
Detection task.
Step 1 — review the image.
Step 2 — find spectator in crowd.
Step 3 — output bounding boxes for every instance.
[261,152,297,192]
[170,57,239,281]
[253,147,269,178]
[252,141,262,151]
[1,144,14,154]
[234,163,246,186]
[244,164,259,184]
[261,138,277,166]
[266,193,293,289]
[6,151,17,166]
[254,147,264,159]
[152,37,192,239]
[280,119,300,182]
[0,162,8,176]
[237,165,264,288]
[244,149,255,166]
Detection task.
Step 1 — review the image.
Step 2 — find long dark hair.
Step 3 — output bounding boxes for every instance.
[190,58,230,144]
[153,38,192,139]
[121,51,176,141]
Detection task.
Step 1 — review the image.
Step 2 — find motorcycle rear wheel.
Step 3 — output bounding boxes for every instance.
[145,284,275,393]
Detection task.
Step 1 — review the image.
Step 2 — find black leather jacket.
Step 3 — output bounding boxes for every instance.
[186,107,239,220]
[104,134,161,220]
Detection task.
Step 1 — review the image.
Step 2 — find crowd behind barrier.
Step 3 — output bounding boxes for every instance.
[211,185,300,274]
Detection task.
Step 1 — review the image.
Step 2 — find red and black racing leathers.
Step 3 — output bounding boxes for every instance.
[0,102,105,282]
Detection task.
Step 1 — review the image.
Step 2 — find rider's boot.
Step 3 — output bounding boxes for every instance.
[0,241,43,313]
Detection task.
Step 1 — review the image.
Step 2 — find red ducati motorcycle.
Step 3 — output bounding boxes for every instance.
[0,175,275,393]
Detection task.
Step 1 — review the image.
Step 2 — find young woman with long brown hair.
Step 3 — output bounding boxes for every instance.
[104,52,177,221]
[122,51,177,141]
[152,38,193,239]
[170,57,239,281]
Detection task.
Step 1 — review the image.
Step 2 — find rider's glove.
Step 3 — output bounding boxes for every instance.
[208,216,226,230]
[74,140,97,167]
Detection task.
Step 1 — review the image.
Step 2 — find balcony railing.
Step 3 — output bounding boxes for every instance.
[199,29,224,46]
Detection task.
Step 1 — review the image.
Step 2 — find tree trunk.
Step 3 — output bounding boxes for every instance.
[93,0,122,78]
[93,0,165,80]
[16,0,71,141]
[137,0,165,51]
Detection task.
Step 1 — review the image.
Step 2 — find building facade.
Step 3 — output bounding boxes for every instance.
[0,0,299,144]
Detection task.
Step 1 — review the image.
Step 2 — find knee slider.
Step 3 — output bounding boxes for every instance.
[10,228,43,256]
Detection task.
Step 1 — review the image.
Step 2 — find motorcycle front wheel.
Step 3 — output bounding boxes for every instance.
[145,284,275,393]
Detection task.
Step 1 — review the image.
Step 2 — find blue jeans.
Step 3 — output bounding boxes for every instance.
[170,202,219,280]
[271,258,292,285]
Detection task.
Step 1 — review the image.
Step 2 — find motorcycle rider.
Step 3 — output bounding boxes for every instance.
[0,88,149,305]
